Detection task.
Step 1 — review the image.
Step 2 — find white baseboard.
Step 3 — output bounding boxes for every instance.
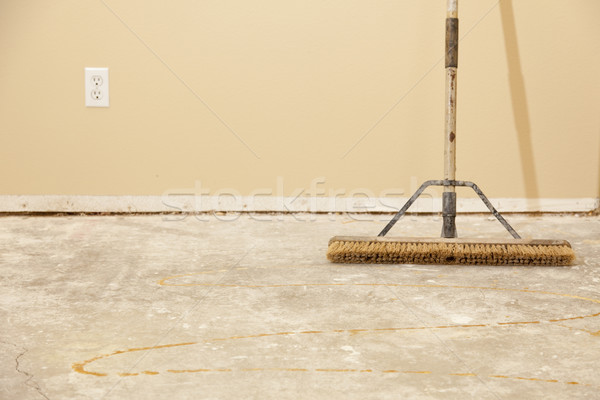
[0,195,597,213]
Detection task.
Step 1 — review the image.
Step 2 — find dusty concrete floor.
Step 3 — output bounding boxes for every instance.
[1,213,599,399]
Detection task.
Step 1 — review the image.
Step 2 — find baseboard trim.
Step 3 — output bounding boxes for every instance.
[0,195,597,214]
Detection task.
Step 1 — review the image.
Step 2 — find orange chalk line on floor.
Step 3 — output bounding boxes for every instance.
[556,324,600,336]
[72,275,600,389]
[72,308,600,379]
[106,367,595,388]
[110,366,593,388]
[158,276,600,329]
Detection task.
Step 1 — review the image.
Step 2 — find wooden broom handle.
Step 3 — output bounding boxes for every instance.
[444,0,458,185]
[442,0,459,238]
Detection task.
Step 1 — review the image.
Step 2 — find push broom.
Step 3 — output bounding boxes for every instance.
[327,0,575,266]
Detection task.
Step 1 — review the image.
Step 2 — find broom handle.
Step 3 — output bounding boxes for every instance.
[442,0,459,238]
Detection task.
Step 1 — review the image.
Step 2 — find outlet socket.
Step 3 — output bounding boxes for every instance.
[91,75,103,87]
[85,67,109,107]
[91,89,103,100]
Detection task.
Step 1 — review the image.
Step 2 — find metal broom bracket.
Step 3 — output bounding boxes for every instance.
[377,180,521,239]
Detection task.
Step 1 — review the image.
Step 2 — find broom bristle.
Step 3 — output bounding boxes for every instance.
[327,236,575,266]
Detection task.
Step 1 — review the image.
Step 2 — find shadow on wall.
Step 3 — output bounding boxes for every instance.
[499,0,539,200]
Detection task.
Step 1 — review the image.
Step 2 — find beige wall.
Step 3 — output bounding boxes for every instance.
[0,0,598,200]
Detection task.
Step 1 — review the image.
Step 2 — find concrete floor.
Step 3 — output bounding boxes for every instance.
[1,213,599,399]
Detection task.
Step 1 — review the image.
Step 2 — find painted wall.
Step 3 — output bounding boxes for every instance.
[0,0,598,201]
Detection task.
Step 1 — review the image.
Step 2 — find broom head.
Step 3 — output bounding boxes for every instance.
[327,236,575,266]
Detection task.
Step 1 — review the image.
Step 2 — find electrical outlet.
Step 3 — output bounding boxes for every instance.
[91,75,103,87]
[85,67,109,107]
[91,88,103,100]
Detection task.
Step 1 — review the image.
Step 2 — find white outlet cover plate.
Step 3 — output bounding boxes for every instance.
[85,67,109,107]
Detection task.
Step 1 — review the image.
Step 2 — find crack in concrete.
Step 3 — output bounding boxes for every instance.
[2,341,50,400]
